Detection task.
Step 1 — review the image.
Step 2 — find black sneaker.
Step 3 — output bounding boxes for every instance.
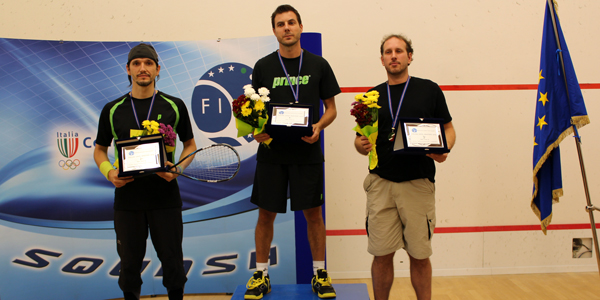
[244,270,271,300]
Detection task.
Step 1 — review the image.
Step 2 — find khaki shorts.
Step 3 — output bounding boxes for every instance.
[364,173,436,259]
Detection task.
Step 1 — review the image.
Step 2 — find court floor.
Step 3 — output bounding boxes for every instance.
[111,272,600,300]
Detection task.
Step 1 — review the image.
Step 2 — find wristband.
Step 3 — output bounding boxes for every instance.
[99,161,114,180]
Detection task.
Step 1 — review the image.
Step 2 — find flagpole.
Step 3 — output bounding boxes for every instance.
[547,0,600,275]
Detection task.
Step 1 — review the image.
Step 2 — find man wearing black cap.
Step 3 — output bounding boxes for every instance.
[93,43,196,300]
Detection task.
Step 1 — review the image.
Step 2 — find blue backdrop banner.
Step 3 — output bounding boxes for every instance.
[0,36,310,299]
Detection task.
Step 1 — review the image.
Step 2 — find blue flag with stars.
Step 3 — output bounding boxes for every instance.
[532,1,589,234]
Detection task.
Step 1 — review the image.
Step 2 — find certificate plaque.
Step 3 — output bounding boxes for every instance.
[115,134,167,177]
[266,102,314,142]
[393,118,450,154]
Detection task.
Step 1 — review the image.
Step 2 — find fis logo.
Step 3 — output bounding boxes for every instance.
[272,75,310,89]
[191,62,254,146]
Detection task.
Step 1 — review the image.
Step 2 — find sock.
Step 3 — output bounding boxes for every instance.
[256,262,269,276]
[313,261,325,276]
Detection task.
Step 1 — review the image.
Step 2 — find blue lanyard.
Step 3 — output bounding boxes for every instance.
[130,91,157,129]
[386,76,411,140]
[277,50,304,103]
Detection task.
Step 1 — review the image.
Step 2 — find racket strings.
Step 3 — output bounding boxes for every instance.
[184,145,239,181]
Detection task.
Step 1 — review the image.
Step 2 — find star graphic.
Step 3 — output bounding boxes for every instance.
[208,71,214,77]
[229,65,235,71]
[539,70,544,83]
[537,115,548,130]
[538,92,549,106]
[533,136,538,146]
[218,67,224,73]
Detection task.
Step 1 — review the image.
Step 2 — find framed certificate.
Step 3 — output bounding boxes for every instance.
[115,134,167,177]
[393,118,450,154]
[266,102,314,142]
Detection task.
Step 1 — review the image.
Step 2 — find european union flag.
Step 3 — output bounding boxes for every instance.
[532,1,589,234]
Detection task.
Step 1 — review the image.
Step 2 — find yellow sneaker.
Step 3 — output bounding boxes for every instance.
[311,269,336,298]
[244,271,271,300]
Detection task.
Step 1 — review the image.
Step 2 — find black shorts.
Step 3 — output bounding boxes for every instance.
[251,162,324,213]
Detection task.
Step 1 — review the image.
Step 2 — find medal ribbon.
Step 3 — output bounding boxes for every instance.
[131,90,157,129]
[277,50,304,103]
[386,76,411,140]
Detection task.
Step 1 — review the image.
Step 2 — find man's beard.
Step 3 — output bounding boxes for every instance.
[278,34,300,47]
[385,65,407,76]
[135,78,154,87]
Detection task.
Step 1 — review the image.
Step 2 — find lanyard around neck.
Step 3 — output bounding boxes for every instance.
[386,76,411,141]
[387,76,411,131]
[277,50,304,103]
[130,91,157,129]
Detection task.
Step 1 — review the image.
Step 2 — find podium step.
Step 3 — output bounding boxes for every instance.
[231,283,369,299]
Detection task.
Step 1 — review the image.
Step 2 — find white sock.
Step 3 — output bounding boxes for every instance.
[256,262,269,276]
[313,261,325,276]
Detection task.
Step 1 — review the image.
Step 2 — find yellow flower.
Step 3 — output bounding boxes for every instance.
[254,100,265,111]
[366,90,379,97]
[354,94,364,101]
[242,107,252,117]
[366,97,378,104]
[142,120,161,134]
[150,121,159,131]
[368,103,381,108]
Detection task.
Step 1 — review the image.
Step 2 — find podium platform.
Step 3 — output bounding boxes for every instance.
[231,283,369,299]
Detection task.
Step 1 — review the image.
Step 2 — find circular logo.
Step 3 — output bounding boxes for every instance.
[191,63,255,146]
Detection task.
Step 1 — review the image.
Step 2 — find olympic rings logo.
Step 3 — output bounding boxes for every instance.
[58,159,81,170]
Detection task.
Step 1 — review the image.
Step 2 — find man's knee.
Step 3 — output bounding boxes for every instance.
[373,252,395,264]
[303,206,323,223]
[408,254,430,267]
[257,208,277,224]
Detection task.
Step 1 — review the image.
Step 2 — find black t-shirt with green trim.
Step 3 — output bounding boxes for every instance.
[369,77,452,183]
[252,49,341,164]
[96,91,194,211]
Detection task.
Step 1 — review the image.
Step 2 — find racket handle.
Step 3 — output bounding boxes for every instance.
[165,165,182,173]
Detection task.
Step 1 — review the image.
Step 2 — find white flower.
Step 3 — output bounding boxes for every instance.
[260,96,270,102]
[258,87,270,97]
[244,88,256,97]
[243,84,253,90]
[250,94,260,101]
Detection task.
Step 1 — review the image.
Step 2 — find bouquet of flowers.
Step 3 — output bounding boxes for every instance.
[232,84,272,146]
[142,120,176,153]
[351,90,380,170]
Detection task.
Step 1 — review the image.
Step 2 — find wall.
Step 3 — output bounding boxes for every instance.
[1,0,599,279]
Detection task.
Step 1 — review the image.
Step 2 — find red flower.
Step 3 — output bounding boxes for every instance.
[232,94,248,115]
[351,102,374,127]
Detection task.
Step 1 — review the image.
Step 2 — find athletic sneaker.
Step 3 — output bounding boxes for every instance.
[244,270,271,300]
[312,269,336,298]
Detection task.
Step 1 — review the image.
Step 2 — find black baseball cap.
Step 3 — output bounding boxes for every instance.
[127,43,159,64]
